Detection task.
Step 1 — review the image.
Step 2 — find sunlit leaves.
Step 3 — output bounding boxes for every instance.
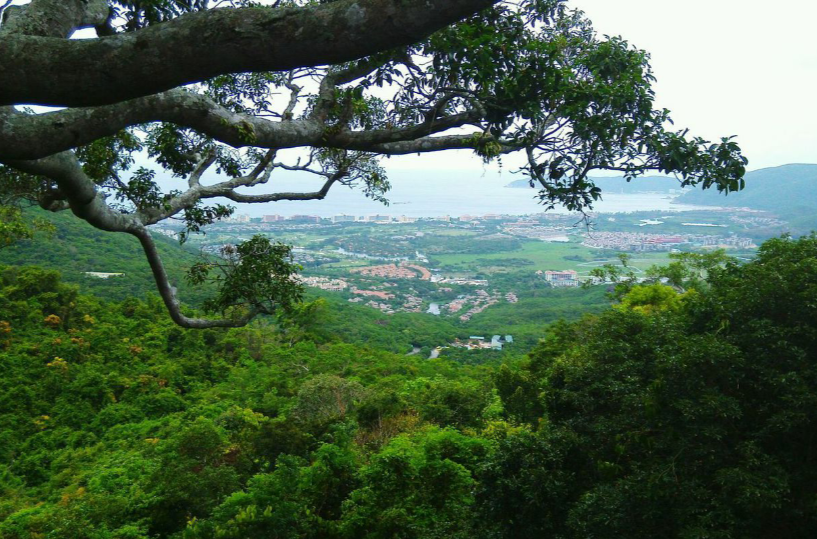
[411,2,746,212]
[0,167,48,207]
[314,148,391,204]
[0,207,53,248]
[206,72,290,116]
[112,167,179,213]
[144,123,205,177]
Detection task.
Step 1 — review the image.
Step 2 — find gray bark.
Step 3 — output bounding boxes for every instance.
[0,0,496,107]
[0,89,481,160]
[1,0,109,37]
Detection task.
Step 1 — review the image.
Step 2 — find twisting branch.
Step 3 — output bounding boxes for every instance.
[282,74,302,121]
[135,149,350,225]
[8,152,139,233]
[0,89,482,161]
[132,226,264,329]
[188,150,218,188]
[244,149,277,188]
[222,173,341,204]
[312,53,400,121]
[7,150,275,329]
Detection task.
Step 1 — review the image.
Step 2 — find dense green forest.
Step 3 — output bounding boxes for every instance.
[1,234,816,538]
[0,208,211,305]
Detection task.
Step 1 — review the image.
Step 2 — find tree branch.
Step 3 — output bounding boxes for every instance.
[311,53,400,121]
[6,149,266,329]
[369,133,519,154]
[0,90,482,161]
[7,152,140,233]
[188,150,218,188]
[133,227,264,329]
[221,173,340,204]
[0,0,497,107]
[0,0,109,38]
[132,154,344,225]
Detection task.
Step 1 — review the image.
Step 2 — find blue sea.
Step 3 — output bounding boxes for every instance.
[197,169,717,219]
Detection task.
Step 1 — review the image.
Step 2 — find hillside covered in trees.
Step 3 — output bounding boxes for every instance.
[1,0,814,536]
[677,164,817,216]
[0,208,209,305]
[1,234,816,538]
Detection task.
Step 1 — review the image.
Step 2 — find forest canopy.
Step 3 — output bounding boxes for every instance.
[1,234,815,537]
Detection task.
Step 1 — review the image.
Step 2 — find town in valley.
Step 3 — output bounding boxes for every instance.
[151,204,781,335]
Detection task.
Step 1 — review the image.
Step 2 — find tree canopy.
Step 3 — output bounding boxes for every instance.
[0,0,748,327]
[2,234,816,537]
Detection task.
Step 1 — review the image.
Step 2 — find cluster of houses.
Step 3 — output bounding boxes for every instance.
[297,275,349,291]
[452,334,514,351]
[583,231,756,252]
[350,263,432,280]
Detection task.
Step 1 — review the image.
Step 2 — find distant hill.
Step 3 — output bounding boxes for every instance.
[0,207,211,304]
[506,175,683,193]
[676,164,817,215]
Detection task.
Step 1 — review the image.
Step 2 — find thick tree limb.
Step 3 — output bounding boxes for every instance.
[0,0,109,38]
[370,133,519,155]
[0,90,481,160]
[133,227,264,329]
[8,152,140,233]
[0,0,497,107]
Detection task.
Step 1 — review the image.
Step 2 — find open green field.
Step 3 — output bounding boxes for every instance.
[432,239,671,274]
[432,229,481,237]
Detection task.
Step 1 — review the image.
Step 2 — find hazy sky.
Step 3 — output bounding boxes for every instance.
[575,0,817,171]
[389,0,817,173]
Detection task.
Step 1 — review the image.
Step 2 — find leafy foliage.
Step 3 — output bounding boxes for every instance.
[0,207,53,248]
[187,235,303,316]
[481,235,817,538]
[0,207,210,304]
[2,234,817,537]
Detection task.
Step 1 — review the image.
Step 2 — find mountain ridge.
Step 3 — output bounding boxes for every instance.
[675,163,817,215]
